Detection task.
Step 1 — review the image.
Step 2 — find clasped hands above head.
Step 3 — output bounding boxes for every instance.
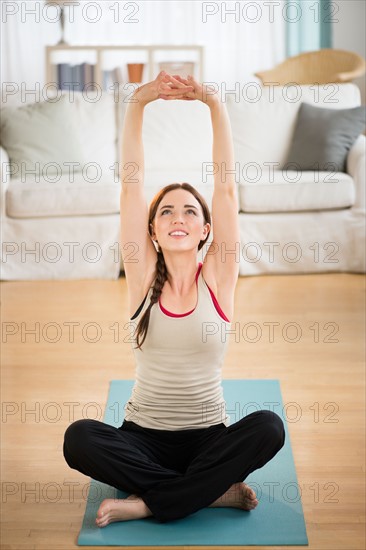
[157,72,196,101]
[159,72,219,106]
[133,71,219,107]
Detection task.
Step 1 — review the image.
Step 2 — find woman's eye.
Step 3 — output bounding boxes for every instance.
[161,209,196,215]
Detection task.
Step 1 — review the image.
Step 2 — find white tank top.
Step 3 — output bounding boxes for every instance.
[124,263,232,430]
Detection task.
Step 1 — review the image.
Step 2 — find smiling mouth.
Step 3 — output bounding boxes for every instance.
[169,232,188,237]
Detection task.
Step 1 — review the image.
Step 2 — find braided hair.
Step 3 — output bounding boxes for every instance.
[133,182,211,351]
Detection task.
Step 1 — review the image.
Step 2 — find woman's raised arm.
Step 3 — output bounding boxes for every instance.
[207,92,240,286]
[119,72,194,309]
[166,75,240,287]
[120,71,194,190]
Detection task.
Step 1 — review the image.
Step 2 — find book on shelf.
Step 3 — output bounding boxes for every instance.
[52,62,96,90]
[50,62,150,90]
[51,62,127,90]
[102,67,125,90]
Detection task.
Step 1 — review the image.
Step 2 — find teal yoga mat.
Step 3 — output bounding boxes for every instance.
[77,379,308,546]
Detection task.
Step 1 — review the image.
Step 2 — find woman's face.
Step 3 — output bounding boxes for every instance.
[150,189,210,252]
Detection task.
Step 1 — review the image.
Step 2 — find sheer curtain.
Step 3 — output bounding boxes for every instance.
[1,0,286,92]
[285,0,333,57]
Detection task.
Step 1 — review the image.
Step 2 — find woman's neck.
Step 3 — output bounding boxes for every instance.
[165,262,200,296]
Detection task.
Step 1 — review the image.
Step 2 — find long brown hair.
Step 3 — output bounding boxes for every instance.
[132,183,211,351]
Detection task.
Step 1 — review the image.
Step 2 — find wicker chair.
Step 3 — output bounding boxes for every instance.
[255,49,366,85]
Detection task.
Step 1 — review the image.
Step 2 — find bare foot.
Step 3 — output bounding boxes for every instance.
[95,494,153,528]
[208,482,259,511]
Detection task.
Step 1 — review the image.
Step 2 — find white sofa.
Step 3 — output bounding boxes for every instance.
[1,83,365,280]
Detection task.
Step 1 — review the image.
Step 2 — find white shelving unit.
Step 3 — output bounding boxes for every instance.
[45,44,204,90]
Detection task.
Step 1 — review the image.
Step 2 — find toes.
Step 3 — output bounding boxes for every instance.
[245,496,258,506]
[248,488,256,499]
[96,500,112,524]
[243,484,257,500]
[96,519,108,528]
[96,513,113,528]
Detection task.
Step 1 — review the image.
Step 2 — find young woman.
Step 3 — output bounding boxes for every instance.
[63,71,285,526]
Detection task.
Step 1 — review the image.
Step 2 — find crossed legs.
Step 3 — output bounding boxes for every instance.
[63,410,285,524]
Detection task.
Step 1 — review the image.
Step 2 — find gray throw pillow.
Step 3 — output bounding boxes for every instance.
[284,102,366,173]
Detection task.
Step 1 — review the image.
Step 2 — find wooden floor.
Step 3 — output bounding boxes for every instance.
[1,272,365,550]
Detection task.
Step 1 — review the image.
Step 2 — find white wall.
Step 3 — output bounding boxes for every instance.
[332,0,366,103]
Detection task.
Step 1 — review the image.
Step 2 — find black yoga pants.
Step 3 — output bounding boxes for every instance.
[63,410,285,523]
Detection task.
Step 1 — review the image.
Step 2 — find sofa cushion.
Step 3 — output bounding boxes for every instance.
[0,94,84,176]
[9,168,352,218]
[238,170,355,213]
[0,91,116,178]
[70,91,117,173]
[227,83,362,168]
[6,173,120,218]
[284,103,366,172]
[116,93,213,172]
